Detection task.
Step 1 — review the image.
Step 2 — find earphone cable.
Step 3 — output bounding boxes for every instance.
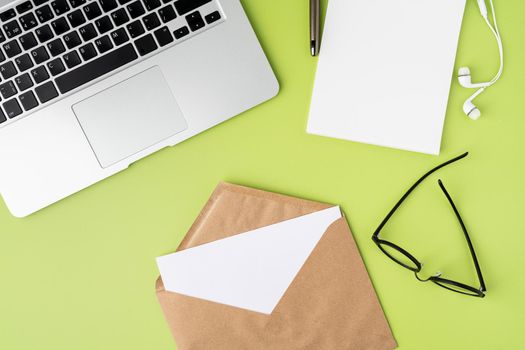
[484,0,503,85]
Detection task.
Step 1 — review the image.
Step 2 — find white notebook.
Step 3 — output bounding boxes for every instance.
[307,0,466,155]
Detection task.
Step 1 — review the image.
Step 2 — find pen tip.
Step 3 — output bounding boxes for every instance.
[311,41,317,56]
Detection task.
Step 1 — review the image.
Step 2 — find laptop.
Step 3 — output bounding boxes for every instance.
[0,0,279,217]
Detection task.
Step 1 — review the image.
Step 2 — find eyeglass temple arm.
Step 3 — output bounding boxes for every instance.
[372,152,469,239]
[438,179,486,292]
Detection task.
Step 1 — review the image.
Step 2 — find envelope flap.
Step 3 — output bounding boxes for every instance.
[177,183,332,250]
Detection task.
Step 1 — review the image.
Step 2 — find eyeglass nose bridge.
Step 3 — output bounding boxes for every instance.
[414,268,442,282]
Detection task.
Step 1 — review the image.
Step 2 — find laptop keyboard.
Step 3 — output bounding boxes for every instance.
[0,0,224,125]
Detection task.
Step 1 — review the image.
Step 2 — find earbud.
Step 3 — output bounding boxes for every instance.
[457,0,503,120]
[458,67,491,89]
[463,88,485,120]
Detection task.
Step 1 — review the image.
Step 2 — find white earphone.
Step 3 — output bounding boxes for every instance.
[458,0,503,120]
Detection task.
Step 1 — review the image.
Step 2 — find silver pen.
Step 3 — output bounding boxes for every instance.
[310,0,320,56]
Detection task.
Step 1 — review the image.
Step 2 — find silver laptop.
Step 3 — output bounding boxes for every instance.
[0,0,279,217]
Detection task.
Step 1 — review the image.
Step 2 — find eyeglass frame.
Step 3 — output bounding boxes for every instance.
[371,152,487,298]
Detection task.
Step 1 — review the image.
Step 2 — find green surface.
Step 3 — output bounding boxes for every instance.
[1,1,524,349]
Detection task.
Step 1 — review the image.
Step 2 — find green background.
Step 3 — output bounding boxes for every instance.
[1,0,524,349]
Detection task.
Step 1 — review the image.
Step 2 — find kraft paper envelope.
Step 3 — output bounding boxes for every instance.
[156,183,396,350]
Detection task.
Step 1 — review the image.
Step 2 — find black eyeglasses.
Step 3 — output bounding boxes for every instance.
[372,152,486,297]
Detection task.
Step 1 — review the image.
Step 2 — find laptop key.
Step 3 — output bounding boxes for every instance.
[83,2,102,20]
[0,80,17,99]
[0,109,5,123]
[158,5,175,23]
[15,53,34,71]
[30,65,49,83]
[143,0,160,11]
[63,50,81,68]
[55,43,138,94]
[94,34,112,53]
[20,12,39,30]
[3,20,22,38]
[126,20,143,38]
[19,32,38,50]
[186,11,204,32]
[51,16,70,34]
[15,73,34,91]
[110,27,128,46]
[69,0,86,8]
[35,24,53,42]
[3,40,21,58]
[127,1,145,19]
[63,30,81,48]
[134,33,156,56]
[16,1,34,14]
[47,37,65,56]
[33,0,50,6]
[19,90,39,111]
[3,98,22,118]
[31,46,49,63]
[51,0,70,15]
[142,12,160,31]
[153,26,172,46]
[35,80,58,102]
[95,15,113,34]
[47,57,65,75]
[79,42,97,60]
[0,61,17,79]
[79,23,97,41]
[173,26,188,39]
[205,11,220,24]
[118,0,132,5]
[111,8,129,27]
[173,0,211,16]
[0,29,5,43]
[100,0,118,12]
[0,9,16,22]
[36,5,54,23]
[67,9,85,27]
[0,50,5,62]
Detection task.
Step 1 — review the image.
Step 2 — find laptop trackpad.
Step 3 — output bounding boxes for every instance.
[73,66,188,168]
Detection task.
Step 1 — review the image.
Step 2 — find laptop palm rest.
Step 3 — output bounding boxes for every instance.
[73,66,188,168]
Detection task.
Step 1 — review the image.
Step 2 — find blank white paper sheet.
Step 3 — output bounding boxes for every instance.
[307,0,466,154]
[157,206,341,314]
